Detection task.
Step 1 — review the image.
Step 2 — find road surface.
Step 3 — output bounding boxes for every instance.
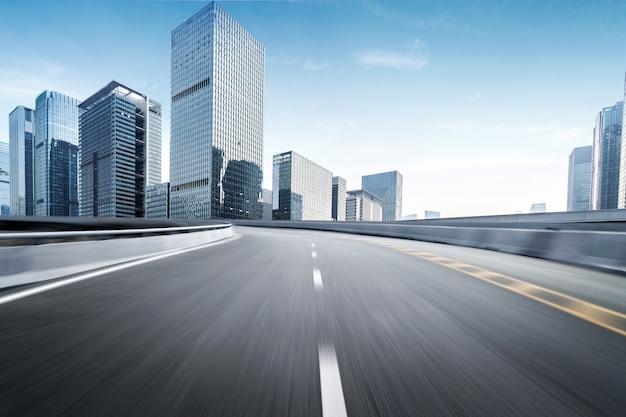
[0,226,625,416]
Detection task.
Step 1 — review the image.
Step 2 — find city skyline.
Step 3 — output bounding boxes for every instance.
[2,1,626,217]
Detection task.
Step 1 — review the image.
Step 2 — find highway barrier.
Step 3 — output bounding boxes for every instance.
[0,222,232,289]
[233,220,626,274]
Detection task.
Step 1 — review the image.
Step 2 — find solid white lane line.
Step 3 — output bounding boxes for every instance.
[0,236,238,306]
[312,251,318,258]
[319,344,348,417]
[313,268,323,289]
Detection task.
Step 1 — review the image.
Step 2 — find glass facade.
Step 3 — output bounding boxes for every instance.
[619,76,626,209]
[146,182,170,218]
[332,176,346,221]
[567,146,592,211]
[0,142,10,215]
[272,151,332,221]
[34,91,79,216]
[79,81,162,218]
[362,171,403,221]
[170,2,264,219]
[346,189,382,222]
[591,101,623,210]
[8,106,34,215]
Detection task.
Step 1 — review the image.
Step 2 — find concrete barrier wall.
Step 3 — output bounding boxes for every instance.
[0,225,233,288]
[233,220,626,274]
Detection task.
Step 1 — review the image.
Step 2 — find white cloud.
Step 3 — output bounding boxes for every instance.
[356,38,429,70]
[303,60,329,71]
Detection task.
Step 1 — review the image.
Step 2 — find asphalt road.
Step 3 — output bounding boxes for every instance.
[1,226,625,416]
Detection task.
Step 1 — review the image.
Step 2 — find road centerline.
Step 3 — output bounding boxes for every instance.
[319,344,348,417]
[313,268,323,290]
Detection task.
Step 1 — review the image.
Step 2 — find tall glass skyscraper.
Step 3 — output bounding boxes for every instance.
[567,146,592,211]
[272,151,332,221]
[619,76,626,209]
[34,91,80,216]
[362,171,403,221]
[79,81,162,218]
[8,106,35,215]
[591,101,623,210]
[170,2,264,219]
[0,142,10,216]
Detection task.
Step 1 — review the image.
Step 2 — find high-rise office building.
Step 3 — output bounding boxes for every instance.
[619,76,626,209]
[34,91,79,216]
[567,146,592,211]
[346,189,382,222]
[332,176,346,221]
[591,101,623,210]
[170,2,264,219]
[79,81,162,217]
[272,151,332,221]
[362,170,403,221]
[8,106,35,215]
[146,182,170,218]
[0,142,10,216]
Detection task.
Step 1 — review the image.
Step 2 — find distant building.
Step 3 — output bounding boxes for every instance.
[425,210,441,219]
[34,91,79,216]
[262,188,272,221]
[146,183,170,218]
[619,77,626,208]
[591,101,623,210]
[79,81,162,217]
[170,2,264,219]
[272,151,332,221]
[401,214,418,220]
[530,203,546,213]
[346,189,382,222]
[8,106,34,215]
[567,146,592,211]
[362,171,402,221]
[332,176,346,221]
[0,142,9,215]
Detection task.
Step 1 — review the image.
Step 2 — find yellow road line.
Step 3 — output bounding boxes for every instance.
[367,240,626,337]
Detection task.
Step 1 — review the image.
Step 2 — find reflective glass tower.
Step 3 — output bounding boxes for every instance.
[34,91,79,216]
[362,171,403,221]
[619,76,626,208]
[591,101,622,210]
[0,142,9,215]
[567,146,592,211]
[8,106,35,215]
[170,2,264,219]
[272,151,332,221]
[79,81,162,218]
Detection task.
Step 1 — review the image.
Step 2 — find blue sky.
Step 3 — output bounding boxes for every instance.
[1,0,626,217]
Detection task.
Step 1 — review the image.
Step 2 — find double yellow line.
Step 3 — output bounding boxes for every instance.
[360,238,626,337]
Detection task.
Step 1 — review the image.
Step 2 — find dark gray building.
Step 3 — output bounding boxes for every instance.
[9,106,35,216]
[591,101,622,210]
[332,176,346,221]
[362,170,403,221]
[567,146,592,211]
[34,91,79,216]
[146,182,170,218]
[79,81,162,217]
